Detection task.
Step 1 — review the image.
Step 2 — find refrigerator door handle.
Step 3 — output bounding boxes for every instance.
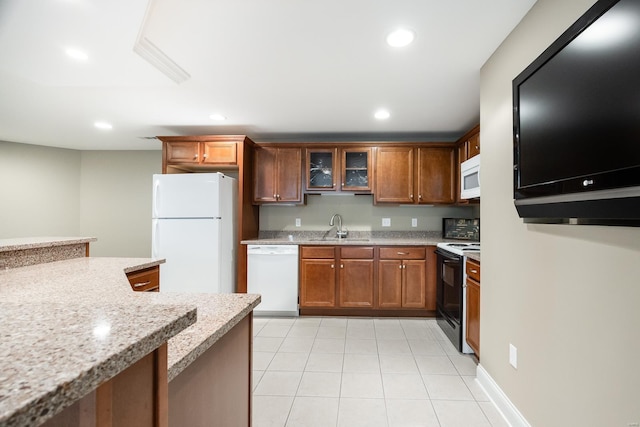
[152,220,160,257]
[153,180,160,218]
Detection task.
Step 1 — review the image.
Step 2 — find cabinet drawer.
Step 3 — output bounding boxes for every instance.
[126,267,160,292]
[379,247,426,260]
[340,247,374,259]
[301,246,335,259]
[466,259,480,282]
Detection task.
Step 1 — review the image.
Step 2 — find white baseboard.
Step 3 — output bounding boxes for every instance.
[476,364,531,427]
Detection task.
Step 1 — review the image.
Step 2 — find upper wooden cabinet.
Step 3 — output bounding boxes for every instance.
[416,147,456,204]
[305,146,373,193]
[253,146,302,204]
[374,146,415,203]
[456,124,480,204]
[160,136,244,171]
[375,145,455,205]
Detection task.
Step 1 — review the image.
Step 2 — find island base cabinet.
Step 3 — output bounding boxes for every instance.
[42,344,169,427]
[168,314,252,427]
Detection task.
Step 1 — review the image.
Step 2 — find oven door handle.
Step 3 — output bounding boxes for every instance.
[443,259,460,265]
[435,248,462,262]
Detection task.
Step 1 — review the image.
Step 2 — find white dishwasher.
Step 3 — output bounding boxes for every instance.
[247,245,299,316]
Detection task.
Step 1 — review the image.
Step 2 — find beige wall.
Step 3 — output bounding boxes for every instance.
[79,151,161,257]
[0,141,81,237]
[260,195,477,232]
[0,140,161,257]
[480,0,640,425]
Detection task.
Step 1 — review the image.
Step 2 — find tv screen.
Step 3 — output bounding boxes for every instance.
[513,0,640,224]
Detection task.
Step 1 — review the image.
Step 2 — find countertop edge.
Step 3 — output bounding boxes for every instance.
[2,304,197,427]
[0,237,97,253]
[167,295,261,381]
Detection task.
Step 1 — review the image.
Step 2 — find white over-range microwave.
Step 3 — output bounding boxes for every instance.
[460,154,480,199]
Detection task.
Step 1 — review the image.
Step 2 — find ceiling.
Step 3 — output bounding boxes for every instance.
[0,0,536,150]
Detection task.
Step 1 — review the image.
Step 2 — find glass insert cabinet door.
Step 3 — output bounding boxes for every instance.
[342,148,372,192]
[306,148,338,190]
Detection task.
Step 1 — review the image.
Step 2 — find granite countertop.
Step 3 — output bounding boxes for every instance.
[0,256,260,426]
[0,237,97,252]
[242,230,463,246]
[466,252,481,262]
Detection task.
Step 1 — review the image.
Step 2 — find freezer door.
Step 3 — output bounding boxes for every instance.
[152,173,223,219]
[152,218,232,293]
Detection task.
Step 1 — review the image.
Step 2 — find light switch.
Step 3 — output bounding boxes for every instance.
[382,218,391,227]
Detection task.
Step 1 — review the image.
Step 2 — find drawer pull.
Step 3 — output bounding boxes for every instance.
[133,281,151,288]
[397,252,409,255]
[470,269,478,274]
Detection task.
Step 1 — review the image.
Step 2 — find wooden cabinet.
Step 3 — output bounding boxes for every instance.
[165,141,237,167]
[338,247,374,308]
[375,145,455,205]
[416,147,456,204]
[465,258,480,357]
[378,247,426,308]
[456,125,480,204]
[306,148,338,191]
[300,246,337,307]
[253,146,302,204]
[305,146,373,193]
[341,147,373,192]
[300,244,436,316]
[300,246,374,309]
[126,266,160,292]
[374,146,415,203]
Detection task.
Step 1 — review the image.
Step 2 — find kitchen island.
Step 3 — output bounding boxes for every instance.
[0,250,260,426]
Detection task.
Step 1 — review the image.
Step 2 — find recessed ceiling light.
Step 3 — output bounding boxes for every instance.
[209,114,227,121]
[94,121,113,130]
[386,28,415,47]
[65,47,88,61]
[374,109,391,120]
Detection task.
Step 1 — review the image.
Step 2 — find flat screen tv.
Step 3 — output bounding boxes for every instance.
[513,0,640,226]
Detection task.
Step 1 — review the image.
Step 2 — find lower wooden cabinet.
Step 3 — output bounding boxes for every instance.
[300,247,337,307]
[465,258,481,356]
[299,245,435,314]
[378,247,426,309]
[338,247,375,308]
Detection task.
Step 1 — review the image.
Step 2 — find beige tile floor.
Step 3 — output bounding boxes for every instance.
[252,316,509,427]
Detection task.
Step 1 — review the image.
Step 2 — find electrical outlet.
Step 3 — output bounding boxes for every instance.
[382,218,391,227]
[411,218,418,227]
[295,218,301,227]
[509,343,518,369]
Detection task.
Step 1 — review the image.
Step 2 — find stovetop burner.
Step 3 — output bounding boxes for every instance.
[436,241,481,256]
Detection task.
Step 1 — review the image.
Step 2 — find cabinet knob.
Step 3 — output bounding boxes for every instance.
[203,153,208,159]
[193,154,198,160]
[331,264,335,269]
[398,265,402,269]
[418,194,422,199]
[410,194,413,199]
[340,264,344,268]
[273,194,277,198]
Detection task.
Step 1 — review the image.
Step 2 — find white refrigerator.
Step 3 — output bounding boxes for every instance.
[151,173,237,293]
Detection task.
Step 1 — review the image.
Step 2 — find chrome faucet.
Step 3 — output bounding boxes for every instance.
[330,213,348,239]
